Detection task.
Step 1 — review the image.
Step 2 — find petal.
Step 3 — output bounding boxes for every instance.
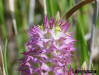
[44,16,49,29]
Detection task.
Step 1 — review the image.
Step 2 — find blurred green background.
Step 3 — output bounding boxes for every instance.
[0,0,99,75]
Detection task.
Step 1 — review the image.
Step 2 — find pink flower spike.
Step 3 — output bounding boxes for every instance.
[19,16,76,75]
[60,20,71,33]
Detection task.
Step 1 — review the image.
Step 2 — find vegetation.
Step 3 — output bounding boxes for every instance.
[0,0,99,75]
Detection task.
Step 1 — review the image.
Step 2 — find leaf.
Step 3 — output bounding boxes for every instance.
[76,14,89,65]
[4,39,8,75]
[46,0,59,17]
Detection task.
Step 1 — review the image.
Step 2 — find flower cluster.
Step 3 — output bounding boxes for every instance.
[19,16,75,75]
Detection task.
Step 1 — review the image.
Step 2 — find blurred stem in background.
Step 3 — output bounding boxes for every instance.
[46,0,59,18]
[28,0,35,26]
[43,0,47,15]
[15,0,28,58]
[89,0,98,69]
[3,0,14,39]
[9,0,17,35]
[76,14,89,65]
[0,0,7,39]
[62,0,95,20]
[4,39,8,75]
[0,45,6,75]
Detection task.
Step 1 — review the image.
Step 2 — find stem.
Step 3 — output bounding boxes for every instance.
[43,0,47,15]
[28,0,35,26]
[0,45,6,75]
[4,39,8,75]
[88,0,98,70]
[9,0,18,35]
[62,0,95,20]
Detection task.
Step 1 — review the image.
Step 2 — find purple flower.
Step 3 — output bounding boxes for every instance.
[19,16,76,75]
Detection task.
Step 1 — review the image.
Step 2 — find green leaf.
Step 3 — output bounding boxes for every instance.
[76,14,89,65]
[0,0,7,39]
[46,0,59,17]
[4,39,8,75]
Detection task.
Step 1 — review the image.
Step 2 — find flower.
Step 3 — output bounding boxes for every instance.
[19,16,75,75]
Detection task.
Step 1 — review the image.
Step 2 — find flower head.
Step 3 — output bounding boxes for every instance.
[19,16,75,75]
